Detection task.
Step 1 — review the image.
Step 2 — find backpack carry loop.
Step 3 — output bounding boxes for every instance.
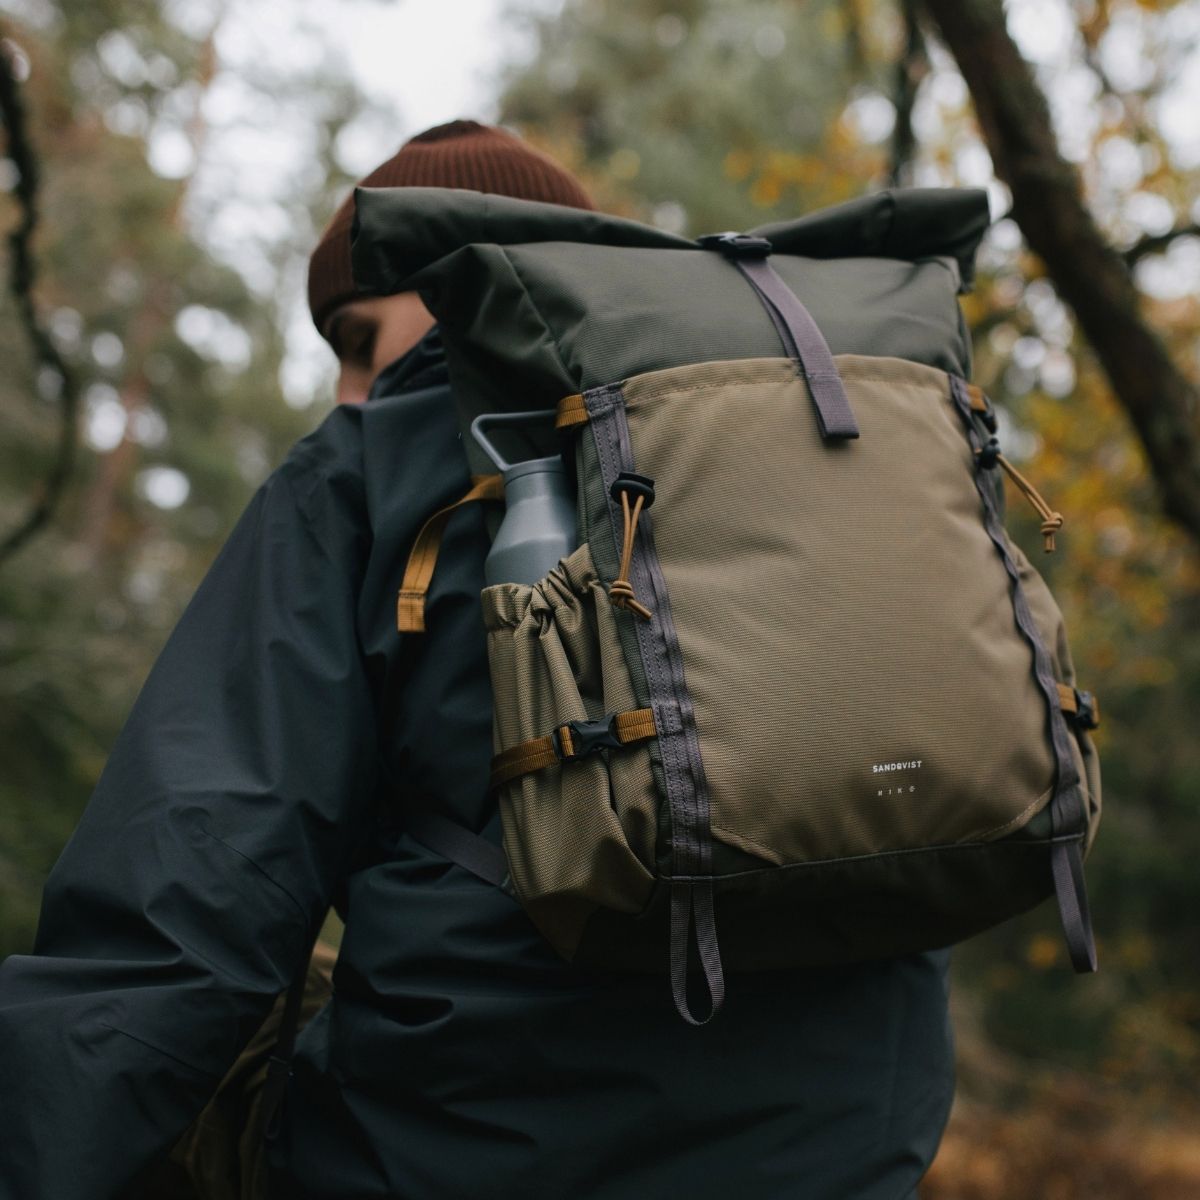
[697,233,860,441]
[671,879,725,1027]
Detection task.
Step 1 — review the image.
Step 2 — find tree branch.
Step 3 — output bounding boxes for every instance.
[0,34,81,567]
[920,0,1200,547]
[1123,223,1200,267]
[889,0,930,187]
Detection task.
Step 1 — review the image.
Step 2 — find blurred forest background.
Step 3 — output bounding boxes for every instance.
[1,0,1198,1195]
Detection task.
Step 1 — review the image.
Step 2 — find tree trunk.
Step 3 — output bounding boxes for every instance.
[921,0,1200,547]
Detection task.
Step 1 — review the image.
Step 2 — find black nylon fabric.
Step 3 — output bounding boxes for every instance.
[0,334,955,1200]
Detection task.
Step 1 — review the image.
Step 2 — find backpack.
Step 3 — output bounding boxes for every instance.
[355,185,1102,1025]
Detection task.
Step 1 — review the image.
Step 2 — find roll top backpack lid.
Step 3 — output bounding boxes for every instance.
[750,188,990,292]
[350,185,991,294]
[350,186,694,293]
[349,186,992,473]
[362,182,1102,1026]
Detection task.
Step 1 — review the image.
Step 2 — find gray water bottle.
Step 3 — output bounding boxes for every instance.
[471,410,577,586]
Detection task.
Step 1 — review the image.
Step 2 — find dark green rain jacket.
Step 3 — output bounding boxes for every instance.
[0,333,954,1200]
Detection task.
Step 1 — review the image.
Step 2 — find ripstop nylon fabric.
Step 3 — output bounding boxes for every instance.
[481,543,657,957]
[617,354,1079,864]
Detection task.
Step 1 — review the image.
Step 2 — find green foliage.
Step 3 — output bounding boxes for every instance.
[0,1,363,954]
[3,0,1199,1131]
[500,0,898,230]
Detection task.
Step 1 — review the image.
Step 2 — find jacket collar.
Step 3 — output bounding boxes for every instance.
[367,326,447,400]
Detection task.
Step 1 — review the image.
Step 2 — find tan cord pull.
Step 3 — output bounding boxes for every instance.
[609,487,653,620]
[397,474,505,633]
[977,439,1064,553]
[995,452,1064,553]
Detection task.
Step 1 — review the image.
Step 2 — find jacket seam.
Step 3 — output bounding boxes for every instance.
[99,1022,222,1080]
[198,825,309,921]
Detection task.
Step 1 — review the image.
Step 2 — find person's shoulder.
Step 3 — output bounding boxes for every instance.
[269,332,456,529]
[287,398,368,473]
[269,403,370,527]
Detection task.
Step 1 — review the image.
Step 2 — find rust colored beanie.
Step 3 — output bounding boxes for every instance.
[308,119,595,338]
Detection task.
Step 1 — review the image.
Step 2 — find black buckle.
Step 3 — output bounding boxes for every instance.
[696,231,773,259]
[552,714,623,762]
[976,435,1001,469]
[1073,689,1099,730]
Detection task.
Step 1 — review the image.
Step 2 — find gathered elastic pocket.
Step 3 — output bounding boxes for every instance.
[481,542,657,960]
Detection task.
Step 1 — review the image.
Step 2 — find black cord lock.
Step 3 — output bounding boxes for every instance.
[610,471,656,508]
[976,436,1001,470]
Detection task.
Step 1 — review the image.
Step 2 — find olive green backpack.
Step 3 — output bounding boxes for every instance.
[354,186,1101,1025]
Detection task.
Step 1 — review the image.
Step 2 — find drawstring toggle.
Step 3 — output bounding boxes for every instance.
[609,473,655,620]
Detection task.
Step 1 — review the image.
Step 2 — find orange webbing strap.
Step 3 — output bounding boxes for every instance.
[1056,683,1100,728]
[556,393,589,430]
[965,383,990,417]
[396,474,504,633]
[490,708,657,790]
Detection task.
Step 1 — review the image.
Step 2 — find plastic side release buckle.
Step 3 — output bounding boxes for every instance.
[552,714,624,762]
[696,232,773,258]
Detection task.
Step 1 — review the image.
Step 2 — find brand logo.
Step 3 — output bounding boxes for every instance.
[871,760,923,774]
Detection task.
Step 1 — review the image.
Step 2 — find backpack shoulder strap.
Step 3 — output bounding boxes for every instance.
[406,810,509,889]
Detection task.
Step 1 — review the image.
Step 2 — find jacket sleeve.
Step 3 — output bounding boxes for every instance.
[0,423,378,1200]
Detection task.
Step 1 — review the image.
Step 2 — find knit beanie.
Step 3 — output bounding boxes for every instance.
[308,119,595,338]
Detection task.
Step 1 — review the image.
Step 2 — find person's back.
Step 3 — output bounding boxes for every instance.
[269,333,956,1199]
[0,123,955,1200]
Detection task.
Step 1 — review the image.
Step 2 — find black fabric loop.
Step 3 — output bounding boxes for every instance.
[1051,837,1099,973]
[670,880,726,1027]
[1044,752,1098,974]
